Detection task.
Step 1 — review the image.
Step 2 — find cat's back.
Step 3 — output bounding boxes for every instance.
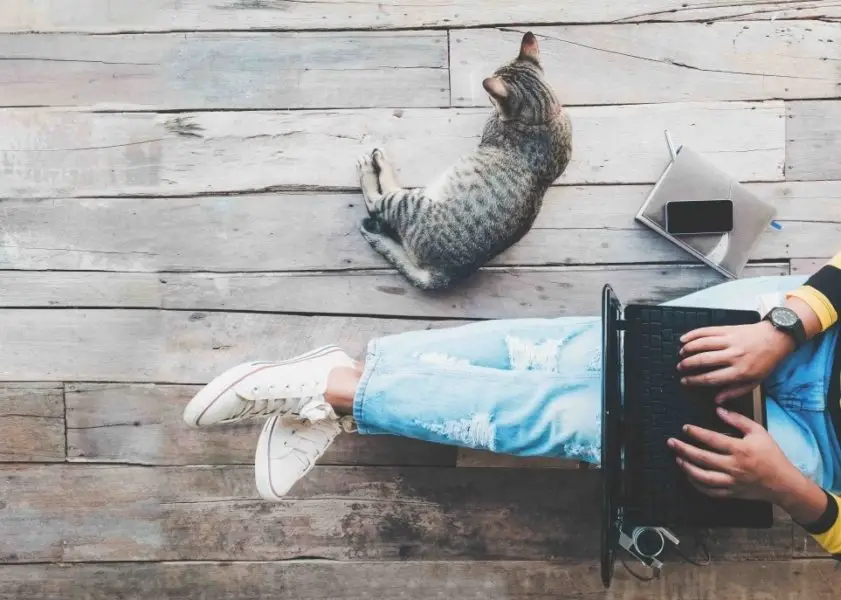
[401,148,541,269]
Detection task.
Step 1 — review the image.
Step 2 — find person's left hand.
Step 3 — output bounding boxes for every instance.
[667,406,801,503]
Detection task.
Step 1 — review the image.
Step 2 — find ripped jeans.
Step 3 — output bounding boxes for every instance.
[352,275,841,492]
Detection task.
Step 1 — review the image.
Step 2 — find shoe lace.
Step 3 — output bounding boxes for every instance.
[339,415,357,433]
[230,382,320,420]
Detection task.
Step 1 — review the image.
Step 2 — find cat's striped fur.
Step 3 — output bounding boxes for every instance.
[358,32,572,290]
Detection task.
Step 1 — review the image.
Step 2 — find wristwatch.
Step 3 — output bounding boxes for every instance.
[763,306,807,348]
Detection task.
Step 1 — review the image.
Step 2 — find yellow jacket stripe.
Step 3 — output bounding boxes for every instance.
[787,252,841,332]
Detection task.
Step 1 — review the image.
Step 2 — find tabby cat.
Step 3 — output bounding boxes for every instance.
[357,31,572,290]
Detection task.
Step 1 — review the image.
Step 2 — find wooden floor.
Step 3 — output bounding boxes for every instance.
[1,1,840,598]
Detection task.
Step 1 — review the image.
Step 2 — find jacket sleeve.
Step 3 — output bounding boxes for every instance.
[799,490,841,559]
[786,252,841,332]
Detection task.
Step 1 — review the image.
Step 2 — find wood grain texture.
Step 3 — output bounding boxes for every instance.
[0,272,161,308]
[786,101,841,181]
[453,24,841,106]
[0,264,788,316]
[0,465,792,562]
[0,102,784,198]
[1,559,839,599]
[0,384,64,462]
[0,310,458,383]
[3,25,833,109]
[0,32,449,109]
[0,259,780,319]
[160,264,787,318]
[66,383,455,466]
[6,180,834,274]
[790,258,831,275]
[456,448,582,469]
[2,1,838,32]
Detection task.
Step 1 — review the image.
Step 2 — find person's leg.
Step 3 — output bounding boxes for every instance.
[766,399,841,493]
[763,322,841,492]
[252,318,604,501]
[330,316,603,462]
[248,273,835,500]
[357,361,600,462]
[359,315,602,371]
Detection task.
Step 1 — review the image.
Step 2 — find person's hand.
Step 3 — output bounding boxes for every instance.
[677,321,796,403]
[667,407,802,504]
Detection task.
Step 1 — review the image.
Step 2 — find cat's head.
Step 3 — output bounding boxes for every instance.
[482,32,559,124]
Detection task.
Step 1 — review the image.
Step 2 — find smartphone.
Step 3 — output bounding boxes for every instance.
[665,200,733,235]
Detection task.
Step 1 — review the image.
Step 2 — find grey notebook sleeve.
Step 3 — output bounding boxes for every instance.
[635,146,777,279]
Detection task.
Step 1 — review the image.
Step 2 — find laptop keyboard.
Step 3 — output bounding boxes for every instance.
[623,305,760,527]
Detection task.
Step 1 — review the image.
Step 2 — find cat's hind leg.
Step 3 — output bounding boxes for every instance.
[359,222,451,291]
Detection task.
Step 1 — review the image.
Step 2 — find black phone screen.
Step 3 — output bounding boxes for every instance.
[666,200,733,235]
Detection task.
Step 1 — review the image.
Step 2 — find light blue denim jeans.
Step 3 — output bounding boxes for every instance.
[353,276,841,492]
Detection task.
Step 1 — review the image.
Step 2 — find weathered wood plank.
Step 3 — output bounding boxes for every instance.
[794,529,826,558]
[453,24,841,106]
[162,264,788,318]
[5,181,833,274]
[456,448,581,469]
[0,465,791,562]
[0,384,64,462]
[0,272,161,308]
[791,258,831,275]
[0,32,448,109]
[3,25,834,109]
[0,264,788,319]
[0,310,458,383]
[1,559,839,600]
[786,101,841,181]
[2,1,838,32]
[0,103,784,198]
[66,383,455,467]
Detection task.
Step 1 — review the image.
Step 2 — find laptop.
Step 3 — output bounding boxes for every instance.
[600,284,773,587]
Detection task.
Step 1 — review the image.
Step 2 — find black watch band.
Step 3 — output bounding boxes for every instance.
[764,307,807,348]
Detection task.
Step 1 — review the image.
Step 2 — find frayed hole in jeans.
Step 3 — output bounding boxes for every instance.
[417,414,496,452]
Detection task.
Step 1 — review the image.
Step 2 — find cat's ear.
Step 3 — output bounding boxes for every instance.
[519,31,540,63]
[482,76,509,102]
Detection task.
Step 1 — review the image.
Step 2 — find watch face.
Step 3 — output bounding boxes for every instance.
[773,307,798,327]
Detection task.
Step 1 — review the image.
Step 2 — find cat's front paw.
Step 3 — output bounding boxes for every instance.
[357,152,381,213]
[356,152,377,185]
[371,148,386,174]
[371,148,399,193]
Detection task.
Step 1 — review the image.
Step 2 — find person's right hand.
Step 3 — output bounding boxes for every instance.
[677,320,795,403]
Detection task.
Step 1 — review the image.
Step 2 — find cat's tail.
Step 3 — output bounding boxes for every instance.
[360,219,453,291]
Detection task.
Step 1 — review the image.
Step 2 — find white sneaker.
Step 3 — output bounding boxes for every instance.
[255,412,355,500]
[182,345,354,427]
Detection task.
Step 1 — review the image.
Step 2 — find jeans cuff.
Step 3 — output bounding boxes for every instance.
[352,337,381,435]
